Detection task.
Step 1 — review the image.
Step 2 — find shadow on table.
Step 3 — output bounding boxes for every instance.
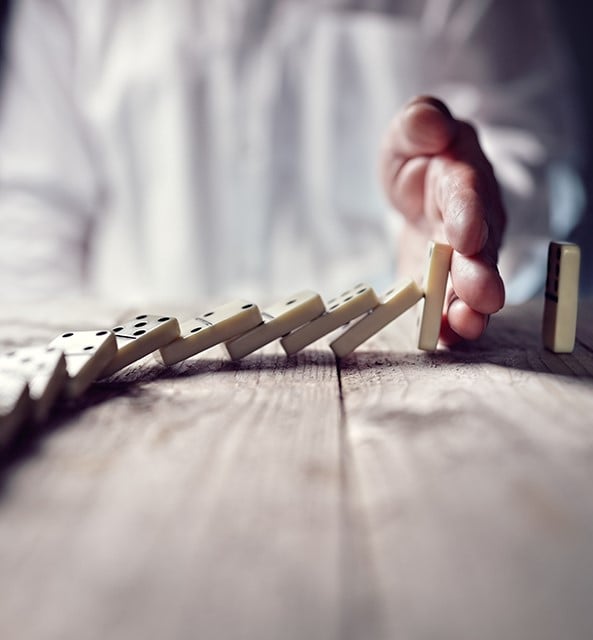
[0,349,336,487]
[337,305,593,380]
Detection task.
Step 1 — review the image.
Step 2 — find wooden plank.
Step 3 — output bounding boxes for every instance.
[0,305,344,640]
[1,299,593,640]
[339,300,593,640]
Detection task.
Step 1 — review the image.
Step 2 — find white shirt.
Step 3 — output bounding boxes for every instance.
[0,0,584,305]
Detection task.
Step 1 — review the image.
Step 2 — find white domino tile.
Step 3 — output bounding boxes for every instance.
[0,346,67,423]
[543,241,581,353]
[330,279,423,358]
[417,242,453,351]
[159,300,263,366]
[102,314,180,377]
[225,290,325,360]
[280,283,379,355]
[50,330,118,398]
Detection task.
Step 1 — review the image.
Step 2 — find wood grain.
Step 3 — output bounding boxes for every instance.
[0,307,343,640]
[339,300,593,640]
[0,299,592,640]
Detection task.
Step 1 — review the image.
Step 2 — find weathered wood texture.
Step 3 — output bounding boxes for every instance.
[0,298,592,640]
[340,299,593,640]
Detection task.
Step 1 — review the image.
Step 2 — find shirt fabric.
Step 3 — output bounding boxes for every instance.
[0,0,584,305]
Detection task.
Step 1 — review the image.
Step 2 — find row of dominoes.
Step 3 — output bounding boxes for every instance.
[0,242,452,447]
[0,240,582,449]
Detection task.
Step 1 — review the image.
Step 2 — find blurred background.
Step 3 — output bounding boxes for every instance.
[0,0,590,298]
[553,1,593,292]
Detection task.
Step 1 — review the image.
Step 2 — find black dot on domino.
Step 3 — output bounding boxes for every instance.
[136,315,148,320]
[113,327,123,333]
[96,331,108,336]
[83,346,94,351]
[241,304,253,309]
[356,288,366,294]
[133,330,146,336]
[62,332,74,338]
[286,299,296,305]
[134,322,147,328]
[329,304,339,311]
[203,312,214,318]
[158,317,170,322]
[190,327,202,333]
[343,296,353,302]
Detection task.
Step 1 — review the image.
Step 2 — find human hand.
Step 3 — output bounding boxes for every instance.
[380,96,506,344]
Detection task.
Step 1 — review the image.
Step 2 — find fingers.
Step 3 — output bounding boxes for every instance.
[382,98,506,263]
[428,121,506,261]
[440,298,489,346]
[438,249,504,345]
[381,97,459,219]
[450,251,505,316]
[383,95,508,344]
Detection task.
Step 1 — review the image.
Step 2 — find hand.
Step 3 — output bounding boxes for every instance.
[380,96,506,344]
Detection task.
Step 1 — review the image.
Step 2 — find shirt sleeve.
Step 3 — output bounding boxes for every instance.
[0,0,101,301]
[418,0,585,301]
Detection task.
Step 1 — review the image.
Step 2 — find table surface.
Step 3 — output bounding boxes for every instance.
[1,298,592,640]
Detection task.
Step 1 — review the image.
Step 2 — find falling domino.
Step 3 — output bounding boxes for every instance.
[0,346,68,423]
[102,314,180,377]
[329,279,423,358]
[543,241,581,353]
[225,290,325,360]
[280,283,380,355]
[417,242,453,351]
[159,300,263,366]
[50,330,118,398]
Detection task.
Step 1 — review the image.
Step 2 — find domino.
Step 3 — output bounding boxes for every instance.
[0,374,31,449]
[0,346,67,423]
[280,283,380,355]
[543,241,581,353]
[329,279,423,358]
[225,290,325,360]
[417,242,453,351]
[159,300,263,366]
[101,314,180,377]
[49,330,118,398]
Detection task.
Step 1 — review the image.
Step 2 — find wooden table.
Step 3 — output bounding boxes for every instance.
[1,299,592,640]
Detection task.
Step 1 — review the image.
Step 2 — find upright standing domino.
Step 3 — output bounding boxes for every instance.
[159,300,263,366]
[225,290,325,360]
[280,283,380,356]
[101,315,180,377]
[543,241,581,353]
[329,279,423,358]
[417,242,453,351]
[0,346,67,423]
[0,374,31,449]
[49,330,118,398]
